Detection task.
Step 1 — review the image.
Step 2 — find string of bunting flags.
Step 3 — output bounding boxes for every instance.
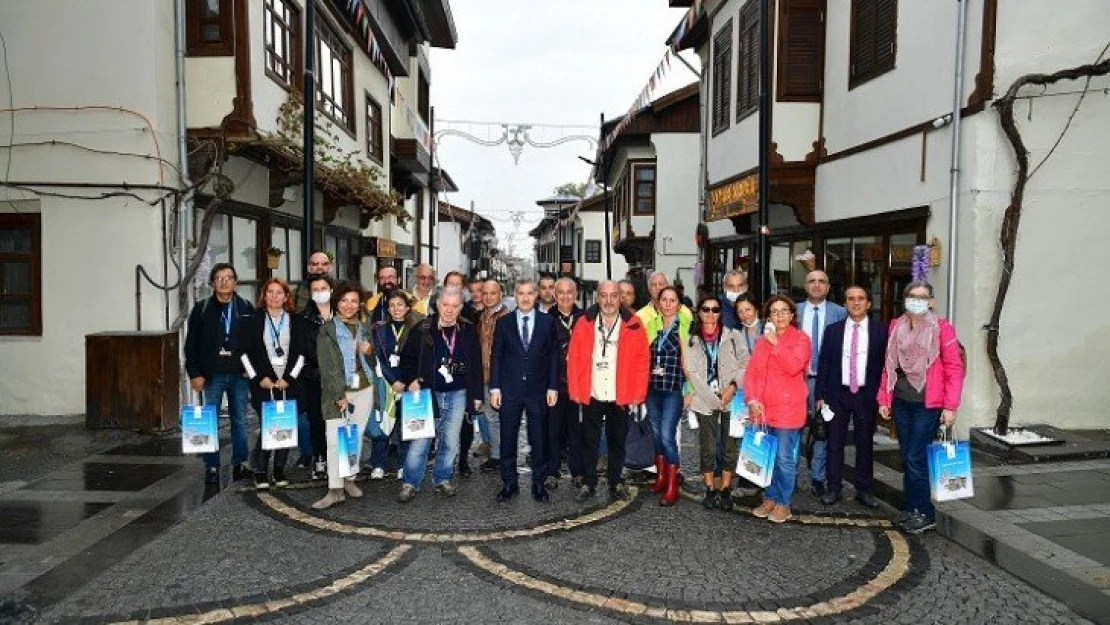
[342,0,432,151]
[597,0,704,153]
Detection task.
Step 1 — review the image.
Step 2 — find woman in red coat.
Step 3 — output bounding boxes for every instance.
[743,295,811,524]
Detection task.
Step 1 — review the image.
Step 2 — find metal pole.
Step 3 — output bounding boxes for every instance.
[756,0,771,300]
[945,0,968,321]
[302,0,316,281]
[601,113,612,281]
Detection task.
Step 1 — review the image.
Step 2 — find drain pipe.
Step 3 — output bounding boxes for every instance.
[174,0,194,401]
[945,0,968,321]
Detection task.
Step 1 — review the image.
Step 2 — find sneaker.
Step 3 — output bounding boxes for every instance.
[752,499,776,518]
[435,482,458,497]
[253,472,270,491]
[479,458,499,473]
[295,456,311,469]
[311,460,327,481]
[343,480,363,498]
[204,467,219,485]
[474,442,492,458]
[458,461,473,478]
[272,468,289,488]
[901,512,936,535]
[891,510,913,529]
[609,483,630,501]
[397,484,417,504]
[370,467,386,480]
[768,504,793,524]
[574,484,596,502]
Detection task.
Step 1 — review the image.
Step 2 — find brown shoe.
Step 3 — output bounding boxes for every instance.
[768,504,793,524]
[752,499,776,518]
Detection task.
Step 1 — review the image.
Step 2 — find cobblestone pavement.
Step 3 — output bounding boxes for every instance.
[1,425,1097,625]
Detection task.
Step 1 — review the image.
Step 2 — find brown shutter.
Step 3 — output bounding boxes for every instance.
[712,20,734,133]
[849,0,897,88]
[737,0,760,116]
[850,0,876,82]
[777,0,824,101]
[873,0,898,74]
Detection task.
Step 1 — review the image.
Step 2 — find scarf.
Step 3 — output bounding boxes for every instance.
[885,312,940,393]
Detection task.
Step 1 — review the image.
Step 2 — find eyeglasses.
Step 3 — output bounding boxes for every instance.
[417,275,434,280]
[699,306,722,313]
[768,309,793,317]
[213,276,236,284]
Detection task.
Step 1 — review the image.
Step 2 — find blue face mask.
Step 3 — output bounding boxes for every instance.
[905,298,930,315]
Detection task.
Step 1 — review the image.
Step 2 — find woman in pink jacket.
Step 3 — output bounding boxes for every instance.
[878,281,965,535]
[744,295,811,524]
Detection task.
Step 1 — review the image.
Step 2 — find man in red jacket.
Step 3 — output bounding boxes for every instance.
[567,280,649,501]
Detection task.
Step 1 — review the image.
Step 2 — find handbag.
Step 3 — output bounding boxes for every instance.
[808,408,828,442]
[736,423,778,488]
[623,405,655,469]
[181,391,218,454]
[928,429,974,502]
[261,389,299,450]
[334,416,360,479]
[400,388,435,441]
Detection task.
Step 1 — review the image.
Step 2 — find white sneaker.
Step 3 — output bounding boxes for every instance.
[370,467,386,480]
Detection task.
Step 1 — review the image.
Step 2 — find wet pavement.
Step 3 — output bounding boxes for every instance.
[0,420,1103,624]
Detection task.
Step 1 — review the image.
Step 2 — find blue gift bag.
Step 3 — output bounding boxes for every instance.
[729,389,748,437]
[928,437,974,502]
[335,420,360,479]
[181,400,218,454]
[261,394,299,451]
[736,427,777,488]
[400,389,435,441]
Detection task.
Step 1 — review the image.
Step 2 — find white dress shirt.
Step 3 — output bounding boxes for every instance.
[841,316,869,387]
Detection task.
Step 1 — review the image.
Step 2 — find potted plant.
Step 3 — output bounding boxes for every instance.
[266,247,284,270]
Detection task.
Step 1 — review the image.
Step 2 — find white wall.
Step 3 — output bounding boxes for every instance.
[651,133,699,283]
[578,211,628,284]
[0,0,182,416]
[436,220,467,278]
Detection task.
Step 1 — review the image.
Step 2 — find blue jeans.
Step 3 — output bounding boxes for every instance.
[646,388,683,465]
[202,373,250,469]
[403,389,465,489]
[893,398,942,520]
[764,427,802,506]
[807,377,826,482]
[475,411,492,445]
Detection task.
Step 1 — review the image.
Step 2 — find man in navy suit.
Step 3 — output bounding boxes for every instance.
[814,285,888,508]
[490,279,560,502]
[798,270,847,496]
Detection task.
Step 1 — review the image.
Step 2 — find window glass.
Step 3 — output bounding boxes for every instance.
[207,213,230,265]
[232,217,257,276]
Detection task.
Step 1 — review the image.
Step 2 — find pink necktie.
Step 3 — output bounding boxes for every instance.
[849,323,860,393]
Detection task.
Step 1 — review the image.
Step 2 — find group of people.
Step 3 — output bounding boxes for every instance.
[184,255,964,535]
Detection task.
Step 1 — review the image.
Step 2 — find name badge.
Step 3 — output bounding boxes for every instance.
[271,357,285,367]
[219,348,233,356]
[710,380,720,393]
[595,361,610,372]
[349,373,361,389]
[652,367,665,376]
[438,365,454,384]
[389,354,400,368]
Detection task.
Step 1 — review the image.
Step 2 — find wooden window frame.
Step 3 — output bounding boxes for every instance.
[315,14,355,134]
[263,0,302,90]
[849,0,898,90]
[186,0,234,57]
[417,72,431,122]
[585,240,602,264]
[633,163,657,215]
[711,19,734,136]
[0,214,43,336]
[365,92,384,164]
[736,0,761,121]
[777,0,824,102]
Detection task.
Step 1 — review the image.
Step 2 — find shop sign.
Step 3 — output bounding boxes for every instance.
[707,174,759,221]
[363,237,398,258]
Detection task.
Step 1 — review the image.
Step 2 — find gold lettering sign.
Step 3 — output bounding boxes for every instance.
[707,174,759,221]
[375,238,397,258]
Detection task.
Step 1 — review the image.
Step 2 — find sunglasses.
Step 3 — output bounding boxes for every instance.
[699,306,722,313]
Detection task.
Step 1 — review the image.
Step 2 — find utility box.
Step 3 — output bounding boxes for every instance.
[86,331,180,432]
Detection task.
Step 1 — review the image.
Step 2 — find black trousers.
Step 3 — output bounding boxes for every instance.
[459,409,474,466]
[826,388,877,494]
[499,395,548,490]
[301,376,326,459]
[547,390,582,479]
[580,400,628,489]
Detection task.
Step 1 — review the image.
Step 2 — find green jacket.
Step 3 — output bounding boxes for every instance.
[317,319,374,419]
[638,304,693,347]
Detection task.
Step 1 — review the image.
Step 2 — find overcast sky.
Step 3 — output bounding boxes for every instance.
[429,1,699,258]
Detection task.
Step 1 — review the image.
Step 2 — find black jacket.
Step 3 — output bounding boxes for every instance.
[184,294,254,380]
[238,310,310,407]
[399,316,483,409]
[548,306,583,390]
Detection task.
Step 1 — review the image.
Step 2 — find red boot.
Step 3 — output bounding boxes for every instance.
[660,464,680,506]
[650,454,666,493]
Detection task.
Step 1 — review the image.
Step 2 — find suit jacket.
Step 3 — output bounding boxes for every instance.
[489,309,560,400]
[797,300,846,370]
[814,315,888,410]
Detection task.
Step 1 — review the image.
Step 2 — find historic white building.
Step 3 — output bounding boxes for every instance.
[671,0,1110,430]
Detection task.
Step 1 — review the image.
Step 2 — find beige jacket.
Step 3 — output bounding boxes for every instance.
[683,327,748,415]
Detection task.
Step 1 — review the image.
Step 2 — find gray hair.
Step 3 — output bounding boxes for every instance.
[514,278,536,292]
[555,277,578,292]
[902,281,934,298]
[724,269,747,285]
[647,271,669,286]
[438,286,464,305]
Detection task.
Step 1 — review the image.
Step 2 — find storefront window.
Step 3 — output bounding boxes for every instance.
[769,239,812,301]
[888,233,918,318]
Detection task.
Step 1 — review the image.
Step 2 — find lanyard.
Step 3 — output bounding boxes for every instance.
[743,326,755,355]
[267,312,286,350]
[654,319,675,357]
[391,323,404,351]
[703,337,720,378]
[440,324,457,361]
[559,313,573,332]
[598,317,618,358]
[220,300,235,338]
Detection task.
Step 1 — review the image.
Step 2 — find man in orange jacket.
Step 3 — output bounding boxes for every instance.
[567,280,649,501]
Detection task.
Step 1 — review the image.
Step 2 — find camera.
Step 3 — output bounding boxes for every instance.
[448,361,468,376]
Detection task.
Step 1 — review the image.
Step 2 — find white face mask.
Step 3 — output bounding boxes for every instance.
[724,290,741,302]
[905,298,930,315]
[312,290,332,305]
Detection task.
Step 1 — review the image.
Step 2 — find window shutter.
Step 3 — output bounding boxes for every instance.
[873,0,897,74]
[849,0,896,88]
[737,1,760,117]
[851,0,876,81]
[712,20,734,133]
[778,0,824,100]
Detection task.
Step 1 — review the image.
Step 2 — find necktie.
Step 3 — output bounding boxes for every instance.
[810,305,820,373]
[522,315,531,351]
[849,322,860,393]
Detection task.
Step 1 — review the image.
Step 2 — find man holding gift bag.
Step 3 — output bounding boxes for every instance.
[397,287,484,503]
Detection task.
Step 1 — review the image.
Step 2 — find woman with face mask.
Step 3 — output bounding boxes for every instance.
[298,274,336,481]
[877,281,965,535]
